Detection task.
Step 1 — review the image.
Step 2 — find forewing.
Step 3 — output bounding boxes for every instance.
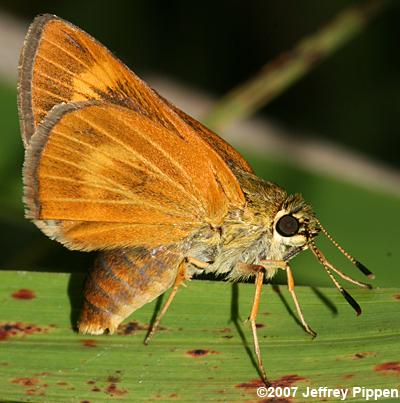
[24,101,245,251]
[18,13,253,174]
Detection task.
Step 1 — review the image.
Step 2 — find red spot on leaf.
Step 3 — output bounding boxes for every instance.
[105,383,127,396]
[12,378,39,387]
[236,379,264,389]
[272,375,307,387]
[0,322,51,341]
[12,289,35,300]
[11,377,49,396]
[82,339,97,348]
[374,362,400,373]
[237,374,306,389]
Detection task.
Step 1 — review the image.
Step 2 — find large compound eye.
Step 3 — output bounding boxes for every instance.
[276,214,299,237]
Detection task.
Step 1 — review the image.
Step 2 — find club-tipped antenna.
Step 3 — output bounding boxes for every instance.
[309,241,362,316]
[314,248,371,289]
[316,219,375,280]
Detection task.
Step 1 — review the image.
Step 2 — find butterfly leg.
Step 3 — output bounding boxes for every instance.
[144,257,209,344]
[261,259,316,337]
[233,262,269,385]
[249,269,270,386]
[285,265,317,337]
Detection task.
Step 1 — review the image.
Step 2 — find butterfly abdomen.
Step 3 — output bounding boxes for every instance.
[78,247,181,335]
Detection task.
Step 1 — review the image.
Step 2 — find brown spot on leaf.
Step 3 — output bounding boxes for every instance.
[236,379,264,389]
[92,386,101,392]
[261,312,271,316]
[272,375,307,387]
[219,327,232,333]
[255,323,265,328]
[12,289,36,300]
[12,377,40,387]
[186,349,220,357]
[393,294,400,300]
[57,381,68,386]
[81,401,91,403]
[105,383,127,396]
[237,374,306,389]
[352,352,375,360]
[343,374,354,380]
[107,375,121,383]
[82,339,97,348]
[26,388,45,396]
[117,321,148,335]
[11,377,48,396]
[87,380,96,385]
[0,322,51,341]
[374,362,400,373]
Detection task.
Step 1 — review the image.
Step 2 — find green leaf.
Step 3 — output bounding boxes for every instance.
[1,271,399,402]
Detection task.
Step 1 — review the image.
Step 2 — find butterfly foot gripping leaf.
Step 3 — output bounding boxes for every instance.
[18,14,373,385]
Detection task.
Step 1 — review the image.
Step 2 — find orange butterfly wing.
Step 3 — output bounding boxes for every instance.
[24,101,245,250]
[18,14,252,174]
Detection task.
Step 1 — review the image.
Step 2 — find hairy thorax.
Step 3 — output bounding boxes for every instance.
[185,169,294,280]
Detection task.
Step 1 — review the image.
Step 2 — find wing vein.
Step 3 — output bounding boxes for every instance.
[52,129,162,182]
[44,153,128,193]
[41,173,190,217]
[36,54,107,92]
[36,71,91,99]
[77,35,123,90]
[35,86,67,102]
[73,113,200,207]
[111,112,202,206]
[42,36,93,70]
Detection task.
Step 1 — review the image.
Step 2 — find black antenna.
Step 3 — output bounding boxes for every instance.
[316,219,375,280]
[309,241,362,316]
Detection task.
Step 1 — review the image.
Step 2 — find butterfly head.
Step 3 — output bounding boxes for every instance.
[272,193,320,260]
[271,192,374,305]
